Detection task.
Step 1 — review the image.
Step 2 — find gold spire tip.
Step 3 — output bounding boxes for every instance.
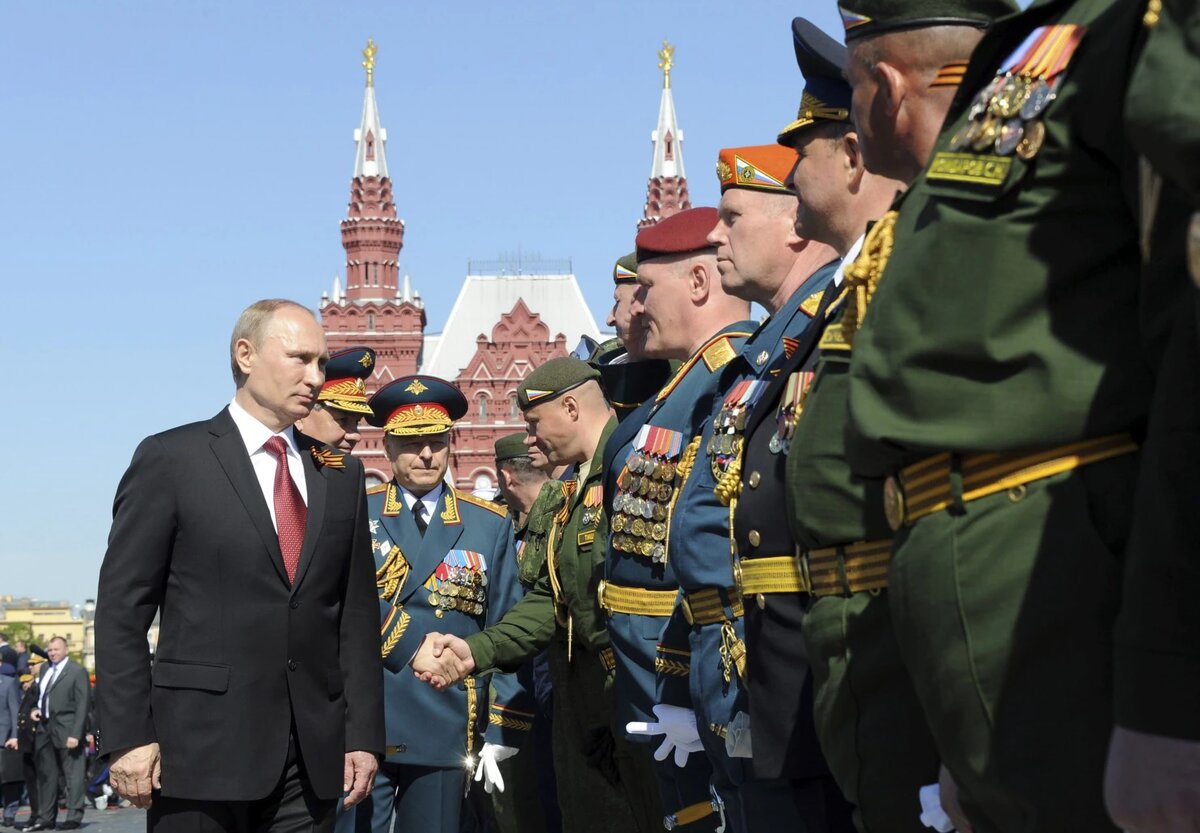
[657,39,675,89]
[362,38,378,87]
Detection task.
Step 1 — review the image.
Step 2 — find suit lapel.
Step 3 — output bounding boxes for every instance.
[290,434,328,593]
[399,488,464,604]
[209,409,289,587]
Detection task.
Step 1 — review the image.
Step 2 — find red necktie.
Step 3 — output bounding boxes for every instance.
[263,436,307,583]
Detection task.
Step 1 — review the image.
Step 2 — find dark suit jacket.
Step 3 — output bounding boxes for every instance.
[36,661,89,748]
[95,407,384,802]
[0,675,19,745]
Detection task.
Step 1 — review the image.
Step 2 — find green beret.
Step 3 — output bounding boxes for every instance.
[518,357,601,410]
[613,252,638,284]
[837,0,1017,41]
[494,431,531,463]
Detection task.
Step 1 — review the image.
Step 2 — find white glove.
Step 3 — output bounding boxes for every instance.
[626,704,704,768]
[919,783,956,832]
[474,743,518,794]
[724,711,753,758]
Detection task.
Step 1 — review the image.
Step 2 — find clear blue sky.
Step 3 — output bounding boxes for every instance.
[0,0,848,603]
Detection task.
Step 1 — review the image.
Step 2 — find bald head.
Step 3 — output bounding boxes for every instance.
[847,25,988,183]
[633,250,751,360]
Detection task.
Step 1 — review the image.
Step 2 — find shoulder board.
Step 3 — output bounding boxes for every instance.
[455,490,509,518]
[366,483,389,496]
[818,320,852,352]
[800,290,825,318]
[656,331,750,402]
[702,335,740,372]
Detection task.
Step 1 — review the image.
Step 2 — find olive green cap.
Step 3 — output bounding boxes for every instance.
[494,431,531,463]
[613,252,639,284]
[837,0,1017,41]
[517,357,601,410]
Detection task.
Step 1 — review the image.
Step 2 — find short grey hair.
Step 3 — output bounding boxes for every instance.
[229,299,313,384]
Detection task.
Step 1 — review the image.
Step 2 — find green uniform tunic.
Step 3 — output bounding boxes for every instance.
[842,1,1192,830]
[785,296,940,833]
[467,419,663,833]
[1115,0,1200,740]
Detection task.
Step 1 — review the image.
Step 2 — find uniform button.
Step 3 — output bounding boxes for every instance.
[748,472,761,489]
[756,594,766,609]
[748,530,761,547]
[289,599,300,610]
[287,660,297,671]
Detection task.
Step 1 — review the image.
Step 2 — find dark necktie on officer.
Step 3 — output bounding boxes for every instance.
[263,436,306,583]
[413,503,428,537]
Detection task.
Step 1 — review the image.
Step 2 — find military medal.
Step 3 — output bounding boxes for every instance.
[1015,121,1045,160]
[1019,76,1061,120]
[994,119,1024,156]
[971,117,1001,152]
[611,425,683,562]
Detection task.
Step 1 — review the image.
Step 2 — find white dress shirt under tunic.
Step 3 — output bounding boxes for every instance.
[395,482,445,526]
[227,397,309,533]
[38,661,64,718]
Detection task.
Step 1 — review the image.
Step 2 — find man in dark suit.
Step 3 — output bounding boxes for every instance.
[26,638,89,831]
[96,299,384,833]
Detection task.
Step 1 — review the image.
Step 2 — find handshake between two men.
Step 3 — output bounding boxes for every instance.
[410,632,477,690]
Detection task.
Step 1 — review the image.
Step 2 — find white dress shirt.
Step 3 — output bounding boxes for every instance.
[228,398,309,532]
[38,661,64,717]
[831,232,867,289]
[397,482,444,527]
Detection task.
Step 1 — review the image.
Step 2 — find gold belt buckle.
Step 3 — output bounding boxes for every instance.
[731,558,745,595]
[883,475,907,532]
[596,579,609,612]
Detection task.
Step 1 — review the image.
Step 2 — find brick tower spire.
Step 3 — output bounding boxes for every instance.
[639,40,691,230]
[319,39,427,485]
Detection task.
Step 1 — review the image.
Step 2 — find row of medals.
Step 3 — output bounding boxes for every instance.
[948,72,1060,160]
[428,567,488,617]
[611,452,676,561]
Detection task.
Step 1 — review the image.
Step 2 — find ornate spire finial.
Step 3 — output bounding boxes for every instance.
[657,40,675,89]
[362,38,378,87]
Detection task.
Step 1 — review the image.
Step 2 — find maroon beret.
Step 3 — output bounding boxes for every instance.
[636,207,720,264]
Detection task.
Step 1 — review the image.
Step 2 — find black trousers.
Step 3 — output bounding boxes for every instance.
[148,735,336,833]
[33,734,86,825]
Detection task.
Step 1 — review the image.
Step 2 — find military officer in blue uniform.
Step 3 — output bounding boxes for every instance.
[601,208,755,832]
[336,375,533,833]
[294,346,376,451]
[650,141,842,832]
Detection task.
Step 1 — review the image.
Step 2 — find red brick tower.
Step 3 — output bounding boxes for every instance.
[319,39,426,484]
[639,40,691,230]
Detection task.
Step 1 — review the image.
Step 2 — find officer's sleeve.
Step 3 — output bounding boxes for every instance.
[655,601,693,708]
[466,574,557,677]
[483,522,537,747]
[1115,290,1200,739]
[95,436,174,753]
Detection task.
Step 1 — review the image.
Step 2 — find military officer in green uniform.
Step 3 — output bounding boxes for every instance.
[339,376,532,833]
[415,358,664,833]
[839,0,1195,829]
[1107,2,1200,829]
[603,208,754,833]
[485,433,561,833]
[294,346,376,451]
[783,5,1012,831]
[649,142,840,832]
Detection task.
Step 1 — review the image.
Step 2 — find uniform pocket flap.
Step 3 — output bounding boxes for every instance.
[152,660,230,692]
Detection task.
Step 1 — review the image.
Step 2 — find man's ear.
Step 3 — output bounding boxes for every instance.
[234,338,255,378]
[689,261,712,302]
[875,60,907,120]
[844,131,867,189]
[562,394,580,422]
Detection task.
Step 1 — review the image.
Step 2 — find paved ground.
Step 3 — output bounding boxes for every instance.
[8,805,147,833]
